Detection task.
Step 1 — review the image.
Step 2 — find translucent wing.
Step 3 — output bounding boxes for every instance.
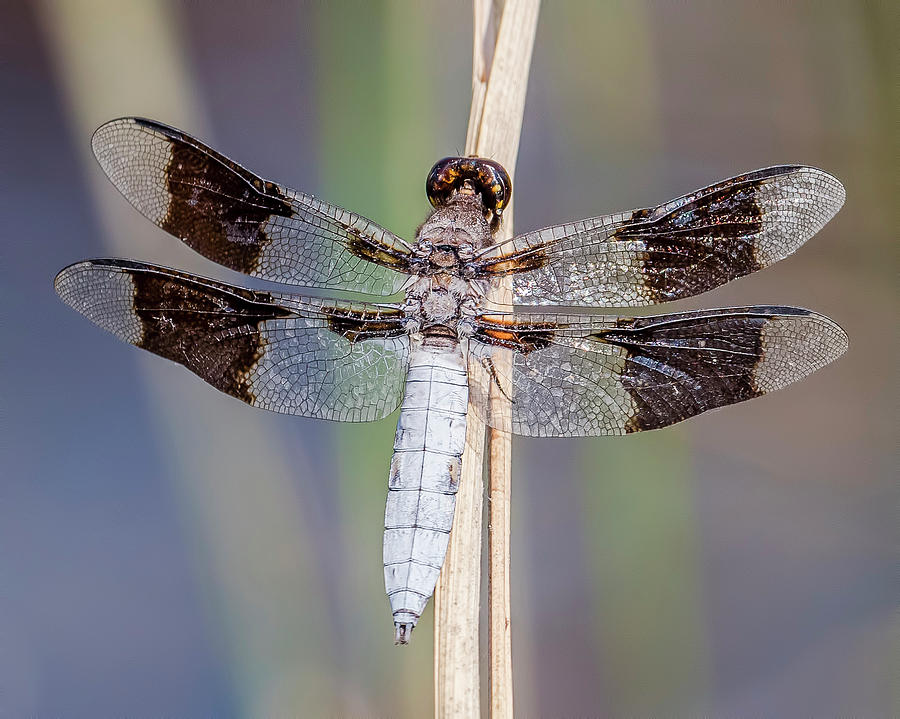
[470,166,845,307]
[55,259,410,421]
[467,306,847,436]
[91,118,413,295]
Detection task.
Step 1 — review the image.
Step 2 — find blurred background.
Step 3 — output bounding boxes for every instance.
[2,1,895,716]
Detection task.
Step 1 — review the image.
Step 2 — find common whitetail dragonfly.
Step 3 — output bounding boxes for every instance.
[56,118,848,645]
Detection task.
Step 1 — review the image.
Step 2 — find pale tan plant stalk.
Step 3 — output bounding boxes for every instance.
[434,2,540,717]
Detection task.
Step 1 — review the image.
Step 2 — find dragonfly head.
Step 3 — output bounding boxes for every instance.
[426,156,512,231]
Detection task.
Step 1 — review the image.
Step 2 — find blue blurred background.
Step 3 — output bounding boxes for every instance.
[2,1,895,716]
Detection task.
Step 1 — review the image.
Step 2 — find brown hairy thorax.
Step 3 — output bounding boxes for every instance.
[413,192,494,275]
[405,190,495,346]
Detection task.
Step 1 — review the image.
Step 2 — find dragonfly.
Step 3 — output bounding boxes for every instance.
[56,118,848,644]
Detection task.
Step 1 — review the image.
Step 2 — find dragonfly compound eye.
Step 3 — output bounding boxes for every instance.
[425,156,512,229]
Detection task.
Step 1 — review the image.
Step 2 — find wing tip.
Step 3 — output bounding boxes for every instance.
[749,165,845,266]
[754,308,849,394]
[91,115,172,142]
[91,117,135,157]
[91,116,186,172]
[799,165,846,219]
[54,259,99,301]
[808,310,850,363]
[54,259,147,307]
[732,305,849,358]
[750,164,846,214]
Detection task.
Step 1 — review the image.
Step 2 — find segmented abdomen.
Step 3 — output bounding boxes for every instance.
[383,344,468,643]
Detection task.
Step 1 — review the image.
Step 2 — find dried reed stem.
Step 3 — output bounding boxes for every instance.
[434,2,540,717]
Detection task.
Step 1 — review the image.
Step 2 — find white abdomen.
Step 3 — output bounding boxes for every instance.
[383,342,468,643]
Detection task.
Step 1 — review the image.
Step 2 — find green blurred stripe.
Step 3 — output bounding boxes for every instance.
[579,431,709,714]
[314,1,438,715]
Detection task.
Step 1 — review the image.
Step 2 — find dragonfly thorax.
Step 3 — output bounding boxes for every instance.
[402,273,478,340]
[411,193,494,276]
[419,286,461,324]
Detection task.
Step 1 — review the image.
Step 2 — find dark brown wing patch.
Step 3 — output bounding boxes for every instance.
[595,308,791,432]
[615,172,770,303]
[344,233,417,273]
[96,258,294,403]
[150,119,294,275]
[471,246,549,278]
[321,305,407,343]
